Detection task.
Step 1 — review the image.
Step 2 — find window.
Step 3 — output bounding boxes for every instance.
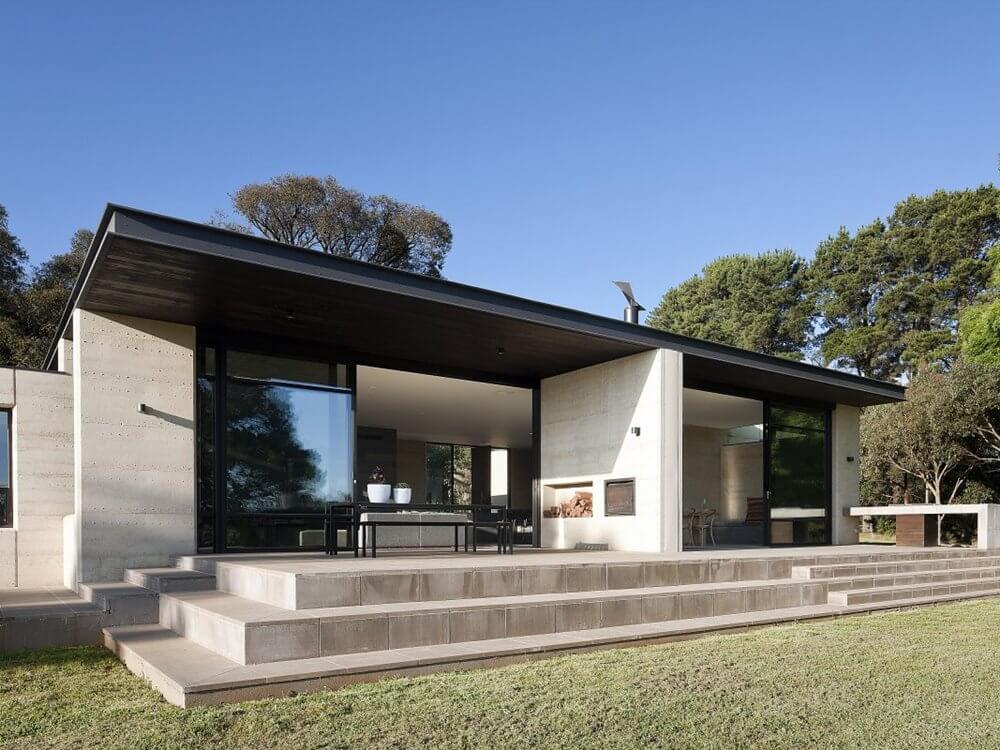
[196,342,355,552]
[425,443,473,505]
[0,410,10,527]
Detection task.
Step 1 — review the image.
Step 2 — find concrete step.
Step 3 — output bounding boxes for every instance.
[124,568,216,593]
[793,554,1000,580]
[182,555,807,610]
[79,582,159,624]
[825,564,1000,594]
[828,575,1000,606]
[106,602,842,707]
[110,585,1000,708]
[158,577,832,665]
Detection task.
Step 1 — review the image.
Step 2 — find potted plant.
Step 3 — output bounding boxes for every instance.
[393,482,412,504]
[366,466,391,503]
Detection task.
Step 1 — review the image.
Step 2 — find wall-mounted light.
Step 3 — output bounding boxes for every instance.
[847,456,855,463]
[497,346,505,355]
[631,426,641,437]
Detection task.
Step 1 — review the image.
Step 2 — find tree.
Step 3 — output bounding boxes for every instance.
[224,174,452,277]
[810,221,900,379]
[861,365,996,507]
[813,186,1000,379]
[647,250,812,359]
[0,207,90,369]
[0,204,29,366]
[14,229,91,367]
[959,245,1000,364]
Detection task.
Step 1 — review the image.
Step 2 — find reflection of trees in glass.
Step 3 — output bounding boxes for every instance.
[768,418,825,509]
[424,443,473,504]
[452,446,472,505]
[226,382,325,512]
[425,444,451,503]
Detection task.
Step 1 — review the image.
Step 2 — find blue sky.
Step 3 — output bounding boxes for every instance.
[2,1,998,317]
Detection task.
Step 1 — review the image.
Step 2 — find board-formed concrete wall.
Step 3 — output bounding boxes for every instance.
[540,349,683,553]
[0,367,74,588]
[831,404,862,545]
[72,310,196,584]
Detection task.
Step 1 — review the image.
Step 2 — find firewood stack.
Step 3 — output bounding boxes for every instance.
[543,491,593,518]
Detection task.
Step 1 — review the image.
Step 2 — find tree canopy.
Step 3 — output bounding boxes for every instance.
[861,361,1000,507]
[959,245,1000,365]
[649,185,1000,379]
[0,205,90,368]
[222,174,452,277]
[812,186,1000,379]
[647,249,812,359]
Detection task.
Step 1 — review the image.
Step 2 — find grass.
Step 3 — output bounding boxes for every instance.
[5,599,1000,749]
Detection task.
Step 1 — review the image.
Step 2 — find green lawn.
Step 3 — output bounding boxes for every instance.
[4,599,1000,749]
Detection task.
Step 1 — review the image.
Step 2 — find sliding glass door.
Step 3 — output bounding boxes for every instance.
[765,404,831,545]
[197,344,354,552]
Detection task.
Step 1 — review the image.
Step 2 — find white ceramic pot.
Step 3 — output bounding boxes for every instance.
[367,483,391,503]
[393,487,412,504]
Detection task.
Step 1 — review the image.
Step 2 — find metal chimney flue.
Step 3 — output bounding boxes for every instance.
[613,280,645,324]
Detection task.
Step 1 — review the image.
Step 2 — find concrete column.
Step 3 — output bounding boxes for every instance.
[660,350,683,553]
[831,404,861,545]
[72,310,196,584]
[539,349,673,553]
[57,338,73,374]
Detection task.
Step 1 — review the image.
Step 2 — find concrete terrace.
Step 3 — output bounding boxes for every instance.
[65,545,1000,706]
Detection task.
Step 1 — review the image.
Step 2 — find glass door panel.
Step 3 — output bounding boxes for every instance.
[766,404,830,545]
[224,379,352,549]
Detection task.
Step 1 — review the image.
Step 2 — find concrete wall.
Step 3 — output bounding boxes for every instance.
[681,425,722,513]
[396,439,427,501]
[0,367,74,588]
[720,441,763,522]
[72,310,196,584]
[831,404,861,545]
[540,349,682,553]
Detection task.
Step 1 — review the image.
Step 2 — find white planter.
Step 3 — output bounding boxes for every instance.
[393,487,412,504]
[367,483,391,503]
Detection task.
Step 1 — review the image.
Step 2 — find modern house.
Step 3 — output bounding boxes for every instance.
[0,204,905,591]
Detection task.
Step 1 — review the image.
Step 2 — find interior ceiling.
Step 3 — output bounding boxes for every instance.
[683,388,763,429]
[356,365,533,448]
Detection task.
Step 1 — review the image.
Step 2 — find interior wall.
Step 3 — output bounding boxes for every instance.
[396,439,427,501]
[681,425,723,512]
[720,442,763,522]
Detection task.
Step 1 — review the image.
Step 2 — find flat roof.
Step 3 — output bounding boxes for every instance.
[44,204,905,406]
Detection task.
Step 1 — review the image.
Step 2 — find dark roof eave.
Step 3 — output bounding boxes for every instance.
[43,204,906,405]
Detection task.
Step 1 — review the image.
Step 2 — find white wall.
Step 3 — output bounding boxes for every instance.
[832,404,861,545]
[0,367,74,588]
[72,310,196,584]
[539,349,682,553]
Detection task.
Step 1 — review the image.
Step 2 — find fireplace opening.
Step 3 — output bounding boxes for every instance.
[605,479,635,516]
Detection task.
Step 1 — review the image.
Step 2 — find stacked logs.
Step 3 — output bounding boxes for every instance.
[543,491,593,518]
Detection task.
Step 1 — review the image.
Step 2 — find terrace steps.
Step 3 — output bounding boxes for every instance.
[105,579,1000,708]
[156,577,828,665]
[96,547,1000,706]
